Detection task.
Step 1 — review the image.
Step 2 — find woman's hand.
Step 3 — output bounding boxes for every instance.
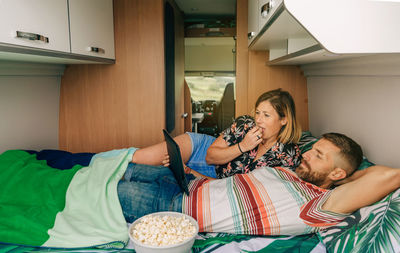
[188,168,216,180]
[162,153,170,167]
[183,164,191,174]
[239,126,263,152]
[163,154,215,180]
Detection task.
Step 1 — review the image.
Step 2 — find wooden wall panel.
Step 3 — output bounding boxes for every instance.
[59,0,167,152]
[235,0,249,117]
[236,0,309,131]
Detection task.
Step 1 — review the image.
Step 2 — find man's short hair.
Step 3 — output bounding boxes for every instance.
[322,133,363,175]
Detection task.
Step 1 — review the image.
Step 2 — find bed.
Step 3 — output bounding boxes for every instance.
[0,132,399,253]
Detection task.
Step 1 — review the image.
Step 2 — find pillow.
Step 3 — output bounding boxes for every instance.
[298,131,374,171]
[298,131,318,154]
[318,188,400,253]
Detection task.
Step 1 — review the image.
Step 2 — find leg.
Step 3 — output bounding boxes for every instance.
[118,163,184,223]
[131,133,193,166]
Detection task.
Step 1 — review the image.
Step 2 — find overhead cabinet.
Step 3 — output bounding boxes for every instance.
[247,0,259,45]
[248,0,400,65]
[0,0,70,53]
[248,0,272,45]
[69,0,115,59]
[0,0,115,64]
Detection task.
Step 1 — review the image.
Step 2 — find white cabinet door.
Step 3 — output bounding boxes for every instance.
[69,0,115,59]
[258,0,271,33]
[248,0,259,45]
[0,0,70,52]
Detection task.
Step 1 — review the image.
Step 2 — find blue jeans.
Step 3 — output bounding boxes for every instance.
[117,163,194,223]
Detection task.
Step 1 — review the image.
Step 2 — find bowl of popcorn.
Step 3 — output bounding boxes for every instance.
[129,211,199,253]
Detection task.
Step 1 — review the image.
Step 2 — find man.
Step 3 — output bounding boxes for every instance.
[302,133,400,216]
[118,132,400,235]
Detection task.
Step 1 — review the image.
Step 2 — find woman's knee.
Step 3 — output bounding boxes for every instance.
[131,133,193,165]
[131,142,167,165]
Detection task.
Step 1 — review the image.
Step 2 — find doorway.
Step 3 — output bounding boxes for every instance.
[183,18,236,136]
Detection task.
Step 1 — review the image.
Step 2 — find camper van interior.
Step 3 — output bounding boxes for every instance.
[1,0,400,252]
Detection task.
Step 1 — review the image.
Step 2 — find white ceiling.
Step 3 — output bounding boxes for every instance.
[174,0,236,17]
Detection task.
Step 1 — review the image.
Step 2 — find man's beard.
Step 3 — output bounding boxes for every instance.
[295,160,329,187]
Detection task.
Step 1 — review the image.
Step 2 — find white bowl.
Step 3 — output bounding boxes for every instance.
[128,211,199,253]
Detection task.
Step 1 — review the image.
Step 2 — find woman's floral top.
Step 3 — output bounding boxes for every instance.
[215,115,301,179]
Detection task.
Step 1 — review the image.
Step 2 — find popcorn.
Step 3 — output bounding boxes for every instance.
[131,214,196,246]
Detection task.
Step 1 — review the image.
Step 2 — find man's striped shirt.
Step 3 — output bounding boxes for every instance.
[182,166,348,235]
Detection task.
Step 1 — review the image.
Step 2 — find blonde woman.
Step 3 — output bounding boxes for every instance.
[132,88,302,179]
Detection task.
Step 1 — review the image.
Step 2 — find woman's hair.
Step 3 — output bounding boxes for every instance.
[255,88,302,144]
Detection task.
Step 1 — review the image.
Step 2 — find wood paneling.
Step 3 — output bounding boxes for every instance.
[236,0,309,131]
[235,0,249,117]
[59,0,169,152]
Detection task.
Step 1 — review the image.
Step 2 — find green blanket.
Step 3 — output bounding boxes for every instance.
[0,149,134,248]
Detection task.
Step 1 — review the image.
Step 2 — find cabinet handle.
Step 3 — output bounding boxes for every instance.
[87,47,105,54]
[16,31,49,43]
[248,32,255,40]
[181,113,188,118]
[261,0,275,18]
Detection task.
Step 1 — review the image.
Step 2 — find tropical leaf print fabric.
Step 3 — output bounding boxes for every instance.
[191,233,323,253]
[318,188,400,253]
[215,115,301,178]
[298,131,319,153]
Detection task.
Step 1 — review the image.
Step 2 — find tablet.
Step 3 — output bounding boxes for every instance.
[163,129,190,195]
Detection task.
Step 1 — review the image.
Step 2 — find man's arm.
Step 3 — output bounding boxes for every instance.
[333,169,367,186]
[322,166,400,214]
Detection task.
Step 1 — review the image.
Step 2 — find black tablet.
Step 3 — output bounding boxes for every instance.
[162,129,190,195]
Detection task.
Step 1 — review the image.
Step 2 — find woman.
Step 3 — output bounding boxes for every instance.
[132,88,302,179]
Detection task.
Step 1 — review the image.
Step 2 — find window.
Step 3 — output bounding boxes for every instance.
[186,74,235,136]
[185,75,235,102]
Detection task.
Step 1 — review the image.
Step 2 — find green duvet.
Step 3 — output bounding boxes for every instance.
[0,149,134,248]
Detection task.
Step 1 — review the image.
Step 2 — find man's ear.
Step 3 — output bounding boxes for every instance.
[328,168,347,181]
